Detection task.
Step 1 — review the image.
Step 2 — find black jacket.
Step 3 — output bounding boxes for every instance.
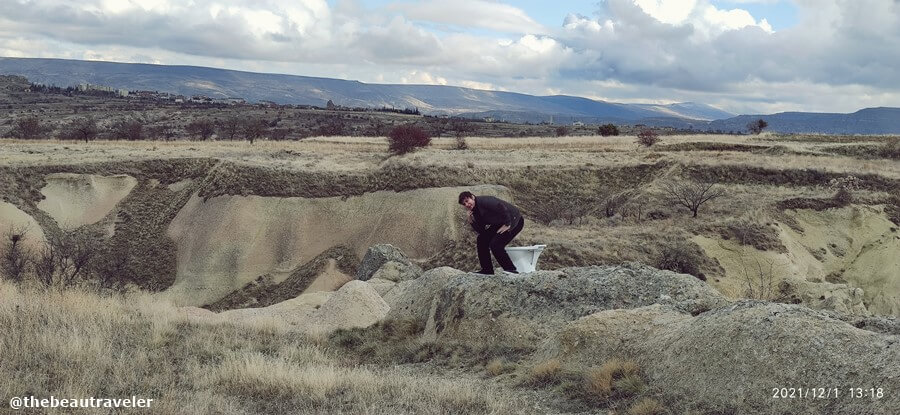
[470,196,522,234]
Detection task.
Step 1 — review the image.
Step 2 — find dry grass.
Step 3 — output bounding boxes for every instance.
[0,281,528,414]
[628,398,666,415]
[525,358,563,386]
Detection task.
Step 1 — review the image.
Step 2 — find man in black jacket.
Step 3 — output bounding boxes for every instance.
[458,191,524,275]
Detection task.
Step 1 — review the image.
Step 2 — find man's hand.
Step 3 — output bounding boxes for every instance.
[467,210,474,224]
[497,224,510,233]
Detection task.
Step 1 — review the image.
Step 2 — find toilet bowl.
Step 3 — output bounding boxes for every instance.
[504,244,548,273]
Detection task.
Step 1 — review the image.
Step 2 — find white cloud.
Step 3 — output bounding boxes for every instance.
[389,0,546,34]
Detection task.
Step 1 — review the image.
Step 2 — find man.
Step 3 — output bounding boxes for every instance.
[458,191,525,275]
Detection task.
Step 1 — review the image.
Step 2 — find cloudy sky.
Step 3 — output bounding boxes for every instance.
[1,0,898,114]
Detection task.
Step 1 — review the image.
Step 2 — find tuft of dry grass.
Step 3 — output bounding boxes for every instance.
[486,358,517,377]
[628,398,666,415]
[525,358,563,386]
[578,359,644,405]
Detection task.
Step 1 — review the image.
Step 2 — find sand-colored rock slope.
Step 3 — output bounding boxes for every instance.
[0,201,45,251]
[695,205,900,316]
[37,173,137,228]
[163,185,510,306]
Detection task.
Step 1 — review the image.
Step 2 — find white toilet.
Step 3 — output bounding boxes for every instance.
[504,244,548,273]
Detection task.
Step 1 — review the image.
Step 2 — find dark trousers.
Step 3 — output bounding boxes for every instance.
[477,217,524,272]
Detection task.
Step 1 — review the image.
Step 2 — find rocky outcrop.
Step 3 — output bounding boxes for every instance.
[383,267,464,324]
[537,301,900,414]
[424,263,730,346]
[356,244,422,282]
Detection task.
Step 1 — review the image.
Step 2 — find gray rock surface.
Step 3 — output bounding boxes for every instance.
[537,301,899,414]
[355,244,422,281]
[424,263,730,346]
[383,267,464,324]
[370,260,422,283]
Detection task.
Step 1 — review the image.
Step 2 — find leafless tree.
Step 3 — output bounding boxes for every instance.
[59,117,99,142]
[242,117,269,144]
[109,118,144,140]
[186,119,215,140]
[747,119,768,134]
[662,179,726,218]
[217,115,242,140]
[11,116,49,139]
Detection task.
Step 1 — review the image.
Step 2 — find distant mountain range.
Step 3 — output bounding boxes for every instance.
[2,57,899,134]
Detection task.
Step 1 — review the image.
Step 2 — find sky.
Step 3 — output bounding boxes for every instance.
[0,0,898,115]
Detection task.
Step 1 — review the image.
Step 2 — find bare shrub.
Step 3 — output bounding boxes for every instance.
[555,126,570,137]
[738,256,780,300]
[598,123,620,137]
[882,137,900,159]
[454,136,469,150]
[1,227,30,282]
[388,124,431,155]
[661,178,725,218]
[747,119,768,134]
[655,237,706,280]
[147,124,176,141]
[602,190,635,218]
[59,117,99,142]
[34,228,99,288]
[109,118,144,140]
[721,219,786,252]
[636,129,659,147]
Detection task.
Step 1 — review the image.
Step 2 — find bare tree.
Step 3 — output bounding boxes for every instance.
[241,117,269,144]
[59,117,99,142]
[186,119,215,140]
[11,116,49,139]
[148,124,176,141]
[109,118,144,140]
[217,115,242,140]
[662,179,726,218]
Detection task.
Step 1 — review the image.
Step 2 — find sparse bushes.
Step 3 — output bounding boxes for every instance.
[721,219,786,252]
[454,136,469,150]
[636,129,659,147]
[747,118,768,134]
[598,123,620,137]
[555,126,570,137]
[883,137,900,159]
[387,124,431,155]
[661,178,725,218]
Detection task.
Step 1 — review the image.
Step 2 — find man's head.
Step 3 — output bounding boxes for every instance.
[458,191,475,211]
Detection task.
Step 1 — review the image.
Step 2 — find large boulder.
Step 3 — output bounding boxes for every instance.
[537,301,899,414]
[424,263,730,346]
[311,280,389,332]
[356,244,423,282]
[383,267,464,324]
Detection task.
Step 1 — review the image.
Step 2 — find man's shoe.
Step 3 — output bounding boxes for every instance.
[502,269,519,275]
[473,269,493,275]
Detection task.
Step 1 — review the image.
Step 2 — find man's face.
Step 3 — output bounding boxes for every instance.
[462,197,475,211]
